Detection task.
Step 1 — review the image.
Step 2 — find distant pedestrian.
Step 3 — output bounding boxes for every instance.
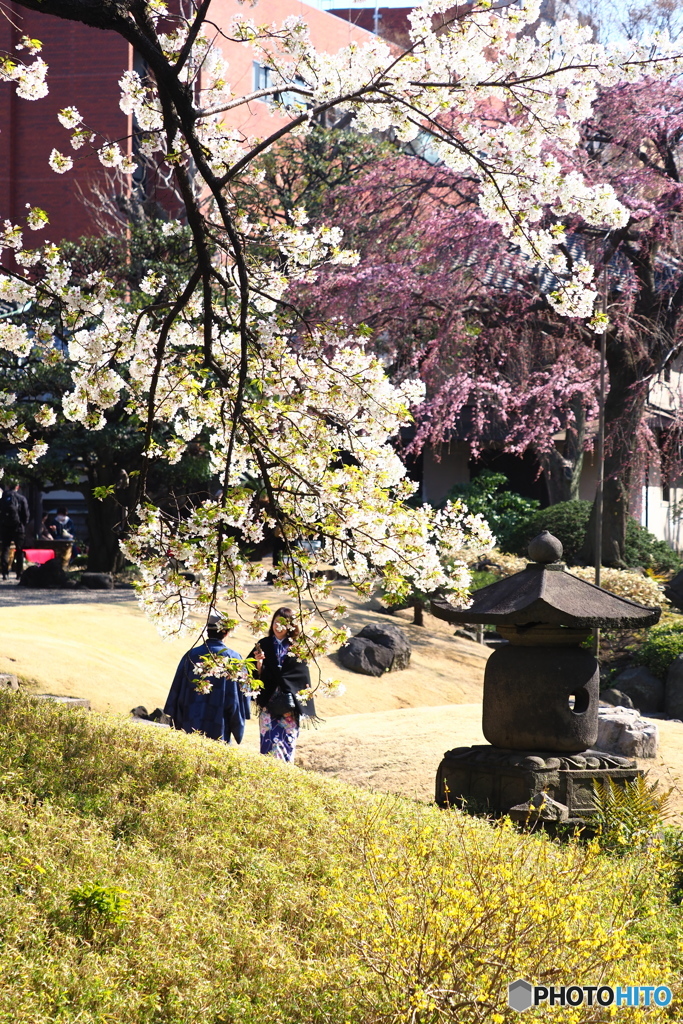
[250,606,315,763]
[51,506,75,540]
[164,614,248,743]
[0,481,29,580]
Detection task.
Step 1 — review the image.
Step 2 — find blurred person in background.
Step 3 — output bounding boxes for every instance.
[0,481,29,580]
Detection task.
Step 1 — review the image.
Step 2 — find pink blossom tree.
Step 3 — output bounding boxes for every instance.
[299,78,683,565]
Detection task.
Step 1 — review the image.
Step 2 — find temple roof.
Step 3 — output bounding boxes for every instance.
[431,532,661,629]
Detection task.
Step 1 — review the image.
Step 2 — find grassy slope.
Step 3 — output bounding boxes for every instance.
[0,691,681,1024]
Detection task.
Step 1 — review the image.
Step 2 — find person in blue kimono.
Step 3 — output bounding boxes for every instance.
[164,617,248,743]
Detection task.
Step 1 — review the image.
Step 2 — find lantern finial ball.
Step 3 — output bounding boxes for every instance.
[528,530,563,564]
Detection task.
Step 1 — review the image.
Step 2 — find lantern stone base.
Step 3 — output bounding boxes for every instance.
[435,744,641,824]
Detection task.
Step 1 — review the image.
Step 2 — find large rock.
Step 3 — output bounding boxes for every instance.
[338,623,411,677]
[600,688,634,709]
[664,569,683,611]
[131,705,172,725]
[19,560,69,589]
[356,623,411,670]
[665,654,683,719]
[338,637,393,677]
[0,673,18,690]
[79,572,114,590]
[595,706,658,758]
[611,665,664,713]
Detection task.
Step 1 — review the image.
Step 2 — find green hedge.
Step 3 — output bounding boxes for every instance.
[447,471,540,554]
[633,623,683,679]
[509,499,682,573]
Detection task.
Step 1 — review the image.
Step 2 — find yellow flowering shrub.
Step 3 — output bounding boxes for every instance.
[0,690,679,1023]
[475,550,528,577]
[324,806,679,1022]
[569,566,668,609]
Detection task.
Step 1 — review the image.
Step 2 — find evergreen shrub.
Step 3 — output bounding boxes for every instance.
[447,471,540,554]
[468,569,498,591]
[510,499,682,573]
[633,622,683,679]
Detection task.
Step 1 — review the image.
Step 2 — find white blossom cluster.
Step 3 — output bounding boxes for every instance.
[0,52,47,100]
[0,0,681,644]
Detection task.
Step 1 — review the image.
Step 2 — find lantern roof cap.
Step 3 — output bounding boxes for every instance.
[431,531,661,629]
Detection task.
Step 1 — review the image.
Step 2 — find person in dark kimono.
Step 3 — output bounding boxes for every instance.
[164,617,248,743]
[250,606,315,762]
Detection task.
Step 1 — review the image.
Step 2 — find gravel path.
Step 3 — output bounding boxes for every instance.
[0,577,136,606]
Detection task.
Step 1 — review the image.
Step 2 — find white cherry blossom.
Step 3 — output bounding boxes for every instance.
[1,0,682,644]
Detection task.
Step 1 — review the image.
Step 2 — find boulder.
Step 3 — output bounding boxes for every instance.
[454,627,479,643]
[356,623,411,670]
[32,694,91,710]
[599,688,635,709]
[19,560,69,589]
[595,706,658,758]
[339,637,393,677]
[79,572,114,590]
[131,705,172,725]
[610,665,664,713]
[339,623,411,676]
[664,568,683,611]
[0,673,18,690]
[665,654,683,719]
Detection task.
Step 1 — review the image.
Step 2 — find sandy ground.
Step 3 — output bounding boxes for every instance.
[293,705,683,823]
[0,578,489,717]
[2,576,682,819]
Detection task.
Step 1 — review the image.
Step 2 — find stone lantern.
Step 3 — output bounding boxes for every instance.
[430,531,661,823]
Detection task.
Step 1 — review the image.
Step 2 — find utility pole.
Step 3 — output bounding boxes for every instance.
[594,260,608,656]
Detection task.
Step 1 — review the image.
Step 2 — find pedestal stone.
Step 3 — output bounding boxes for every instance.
[33,694,91,709]
[436,745,640,821]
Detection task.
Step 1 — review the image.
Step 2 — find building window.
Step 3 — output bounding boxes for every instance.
[252,62,308,109]
[253,62,272,92]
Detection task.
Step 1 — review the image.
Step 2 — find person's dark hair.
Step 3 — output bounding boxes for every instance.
[207,625,227,640]
[269,606,298,639]
[57,506,68,515]
[3,480,18,491]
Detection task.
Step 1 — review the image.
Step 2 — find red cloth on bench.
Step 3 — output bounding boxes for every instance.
[23,549,55,564]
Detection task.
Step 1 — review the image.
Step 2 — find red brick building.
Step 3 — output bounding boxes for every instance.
[328,7,413,49]
[0,0,374,244]
[0,7,131,245]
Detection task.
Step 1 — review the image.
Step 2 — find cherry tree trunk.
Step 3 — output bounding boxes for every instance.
[581,336,648,567]
[84,467,134,573]
[540,399,587,505]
